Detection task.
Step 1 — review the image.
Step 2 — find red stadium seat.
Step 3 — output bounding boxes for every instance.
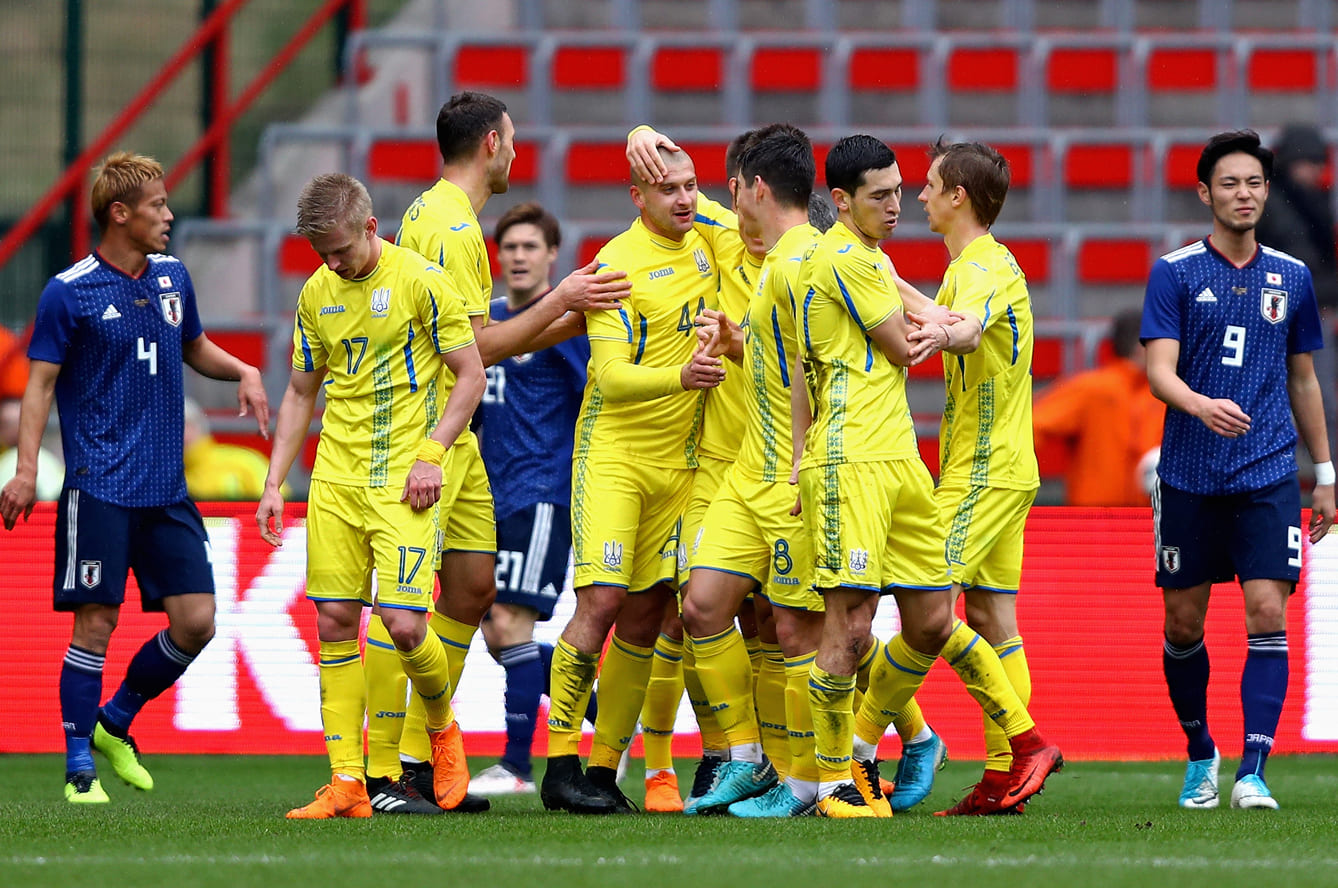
[848,46,921,91]
[578,236,610,267]
[1065,143,1137,189]
[1008,238,1051,285]
[1246,47,1318,92]
[552,44,628,90]
[366,139,439,183]
[651,45,727,92]
[1046,46,1120,94]
[565,142,630,185]
[1163,142,1203,190]
[1078,239,1153,285]
[453,44,530,88]
[1146,46,1219,92]
[946,46,1020,93]
[1032,335,1064,380]
[206,330,267,371]
[885,240,947,282]
[279,235,319,277]
[750,46,823,92]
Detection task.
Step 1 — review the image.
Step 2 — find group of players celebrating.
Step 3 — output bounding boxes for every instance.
[9,87,1328,819]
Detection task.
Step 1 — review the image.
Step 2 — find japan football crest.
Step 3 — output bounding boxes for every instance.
[159,292,183,327]
[1261,288,1287,324]
[1160,546,1181,574]
[80,560,102,589]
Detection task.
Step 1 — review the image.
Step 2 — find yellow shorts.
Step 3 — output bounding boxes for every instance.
[572,454,692,593]
[441,432,496,555]
[938,484,1036,593]
[693,468,823,612]
[680,455,733,582]
[800,458,949,594]
[306,478,438,611]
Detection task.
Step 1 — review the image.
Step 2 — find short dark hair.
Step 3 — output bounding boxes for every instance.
[929,137,1010,227]
[493,201,561,249]
[725,129,762,180]
[825,135,897,196]
[807,192,836,232]
[1110,309,1143,360]
[738,124,815,211]
[1197,129,1273,186]
[436,91,508,164]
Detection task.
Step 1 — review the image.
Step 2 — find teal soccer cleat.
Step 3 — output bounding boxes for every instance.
[728,782,815,818]
[889,728,948,812]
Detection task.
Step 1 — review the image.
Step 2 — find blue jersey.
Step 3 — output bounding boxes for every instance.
[1141,238,1323,495]
[28,251,203,508]
[478,295,589,520]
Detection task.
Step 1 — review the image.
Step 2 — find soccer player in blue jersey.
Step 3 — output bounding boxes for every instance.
[1142,130,1335,811]
[470,202,592,795]
[0,152,269,803]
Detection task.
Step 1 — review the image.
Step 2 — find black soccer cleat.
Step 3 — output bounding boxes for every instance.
[404,767,490,813]
[368,772,444,815]
[540,755,619,814]
[585,764,638,814]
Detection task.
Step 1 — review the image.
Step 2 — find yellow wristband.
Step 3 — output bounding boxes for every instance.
[417,439,447,466]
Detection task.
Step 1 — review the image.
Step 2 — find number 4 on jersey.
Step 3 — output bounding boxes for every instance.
[137,337,157,375]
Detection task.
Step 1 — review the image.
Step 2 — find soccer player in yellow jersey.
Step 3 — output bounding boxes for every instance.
[366,92,628,811]
[797,136,1059,818]
[541,145,731,815]
[902,138,1065,815]
[625,125,777,813]
[256,174,485,818]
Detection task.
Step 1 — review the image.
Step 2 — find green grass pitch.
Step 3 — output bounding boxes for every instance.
[2,754,1336,888]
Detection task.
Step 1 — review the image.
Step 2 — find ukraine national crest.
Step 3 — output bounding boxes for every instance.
[370,287,392,315]
[603,540,624,570]
[80,560,102,589]
[693,247,711,275]
[1161,546,1181,574]
[159,292,183,327]
[848,548,870,574]
[1260,288,1287,324]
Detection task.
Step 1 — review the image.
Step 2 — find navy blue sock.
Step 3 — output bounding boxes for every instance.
[499,641,543,778]
[1163,636,1215,761]
[61,645,104,775]
[540,640,597,725]
[1238,631,1288,780]
[102,630,197,735]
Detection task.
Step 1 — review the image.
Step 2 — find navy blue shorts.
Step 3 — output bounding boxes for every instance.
[492,503,571,621]
[1153,476,1303,589]
[53,488,216,612]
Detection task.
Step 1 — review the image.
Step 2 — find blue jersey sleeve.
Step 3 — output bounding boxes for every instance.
[1140,258,1182,342]
[27,278,76,365]
[1287,266,1324,354]
[557,331,590,386]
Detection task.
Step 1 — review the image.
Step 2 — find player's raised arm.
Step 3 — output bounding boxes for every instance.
[0,360,59,530]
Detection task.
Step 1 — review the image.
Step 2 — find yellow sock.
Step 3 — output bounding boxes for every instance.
[363,616,407,780]
[400,694,430,764]
[984,635,1031,773]
[852,636,882,714]
[588,636,655,771]
[941,620,1035,746]
[808,663,856,784]
[784,653,819,784]
[683,638,726,753]
[757,643,789,776]
[853,633,936,747]
[547,638,600,758]
[745,634,763,682]
[318,639,366,781]
[689,628,759,750]
[399,631,454,732]
[640,633,685,772]
[893,697,927,743]
[429,611,477,699]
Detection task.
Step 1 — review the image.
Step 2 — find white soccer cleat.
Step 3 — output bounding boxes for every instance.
[1231,774,1279,810]
[469,763,536,795]
[1178,749,1220,809]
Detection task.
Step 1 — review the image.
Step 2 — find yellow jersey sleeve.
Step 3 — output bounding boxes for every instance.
[693,192,741,260]
[397,179,492,317]
[292,277,330,372]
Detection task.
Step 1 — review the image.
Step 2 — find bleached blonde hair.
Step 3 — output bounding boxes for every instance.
[90,152,164,231]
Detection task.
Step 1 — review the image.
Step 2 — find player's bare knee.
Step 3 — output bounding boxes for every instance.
[1244,600,1286,635]
[72,605,119,652]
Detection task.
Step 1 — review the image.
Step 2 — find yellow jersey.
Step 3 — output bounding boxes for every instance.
[737,223,821,483]
[576,219,721,469]
[936,232,1040,491]
[694,194,755,462]
[292,240,476,487]
[797,221,919,467]
[396,179,490,318]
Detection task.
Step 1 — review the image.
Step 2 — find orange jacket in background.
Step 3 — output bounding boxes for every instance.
[1033,358,1164,506]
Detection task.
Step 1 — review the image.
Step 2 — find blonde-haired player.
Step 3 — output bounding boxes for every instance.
[257,173,485,818]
